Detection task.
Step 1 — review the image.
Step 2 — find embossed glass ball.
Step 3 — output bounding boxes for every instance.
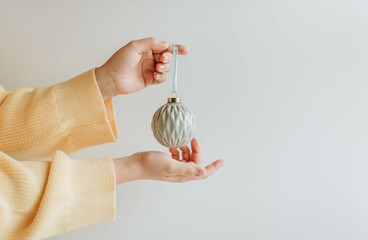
[151,98,196,148]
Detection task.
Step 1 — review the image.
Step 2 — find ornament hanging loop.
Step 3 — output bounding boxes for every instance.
[171,91,178,98]
[172,44,179,95]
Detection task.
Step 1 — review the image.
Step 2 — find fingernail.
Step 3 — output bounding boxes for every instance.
[159,65,165,70]
[196,169,205,177]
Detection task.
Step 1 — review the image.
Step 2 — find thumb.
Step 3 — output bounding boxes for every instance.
[128,37,169,53]
[172,162,206,177]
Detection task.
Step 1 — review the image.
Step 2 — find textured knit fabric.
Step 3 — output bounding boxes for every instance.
[0,69,118,239]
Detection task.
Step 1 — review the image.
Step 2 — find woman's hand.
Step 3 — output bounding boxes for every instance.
[95,37,189,100]
[113,139,225,184]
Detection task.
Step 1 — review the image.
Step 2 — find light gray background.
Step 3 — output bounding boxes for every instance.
[1,0,368,239]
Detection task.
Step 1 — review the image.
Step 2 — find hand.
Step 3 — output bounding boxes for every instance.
[95,37,189,100]
[113,138,225,184]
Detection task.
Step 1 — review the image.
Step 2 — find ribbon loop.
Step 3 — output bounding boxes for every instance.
[172,44,179,94]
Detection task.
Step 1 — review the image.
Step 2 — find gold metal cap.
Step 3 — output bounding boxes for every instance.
[168,97,181,103]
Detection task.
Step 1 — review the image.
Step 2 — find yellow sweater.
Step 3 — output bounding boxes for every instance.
[0,69,118,239]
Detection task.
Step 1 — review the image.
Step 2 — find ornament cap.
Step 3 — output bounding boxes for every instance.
[167,97,181,103]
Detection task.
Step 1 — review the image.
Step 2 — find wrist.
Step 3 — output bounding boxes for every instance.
[113,154,144,184]
[95,66,117,101]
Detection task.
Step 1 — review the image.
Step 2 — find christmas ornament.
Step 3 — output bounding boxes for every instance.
[151,44,196,148]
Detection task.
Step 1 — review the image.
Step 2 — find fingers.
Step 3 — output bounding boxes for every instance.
[170,139,201,163]
[128,37,170,53]
[152,51,171,85]
[177,44,189,55]
[190,138,202,164]
[154,52,172,63]
[184,159,225,182]
[167,157,225,183]
[153,72,166,83]
[155,63,171,73]
[127,38,189,56]
[166,43,190,55]
[152,52,171,84]
[169,148,180,160]
[180,146,191,161]
[154,44,189,57]
[134,38,187,87]
[202,159,225,179]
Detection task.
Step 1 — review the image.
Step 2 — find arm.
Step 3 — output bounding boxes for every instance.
[0,69,117,158]
[0,37,223,239]
[0,139,223,239]
[0,151,115,239]
[0,37,185,158]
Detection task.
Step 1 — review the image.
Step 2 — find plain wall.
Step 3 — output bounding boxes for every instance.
[1,0,368,239]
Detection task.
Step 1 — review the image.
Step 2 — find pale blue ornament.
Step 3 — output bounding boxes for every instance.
[151,98,196,148]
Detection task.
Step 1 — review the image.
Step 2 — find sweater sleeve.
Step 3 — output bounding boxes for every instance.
[0,68,118,158]
[0,150,116,239]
